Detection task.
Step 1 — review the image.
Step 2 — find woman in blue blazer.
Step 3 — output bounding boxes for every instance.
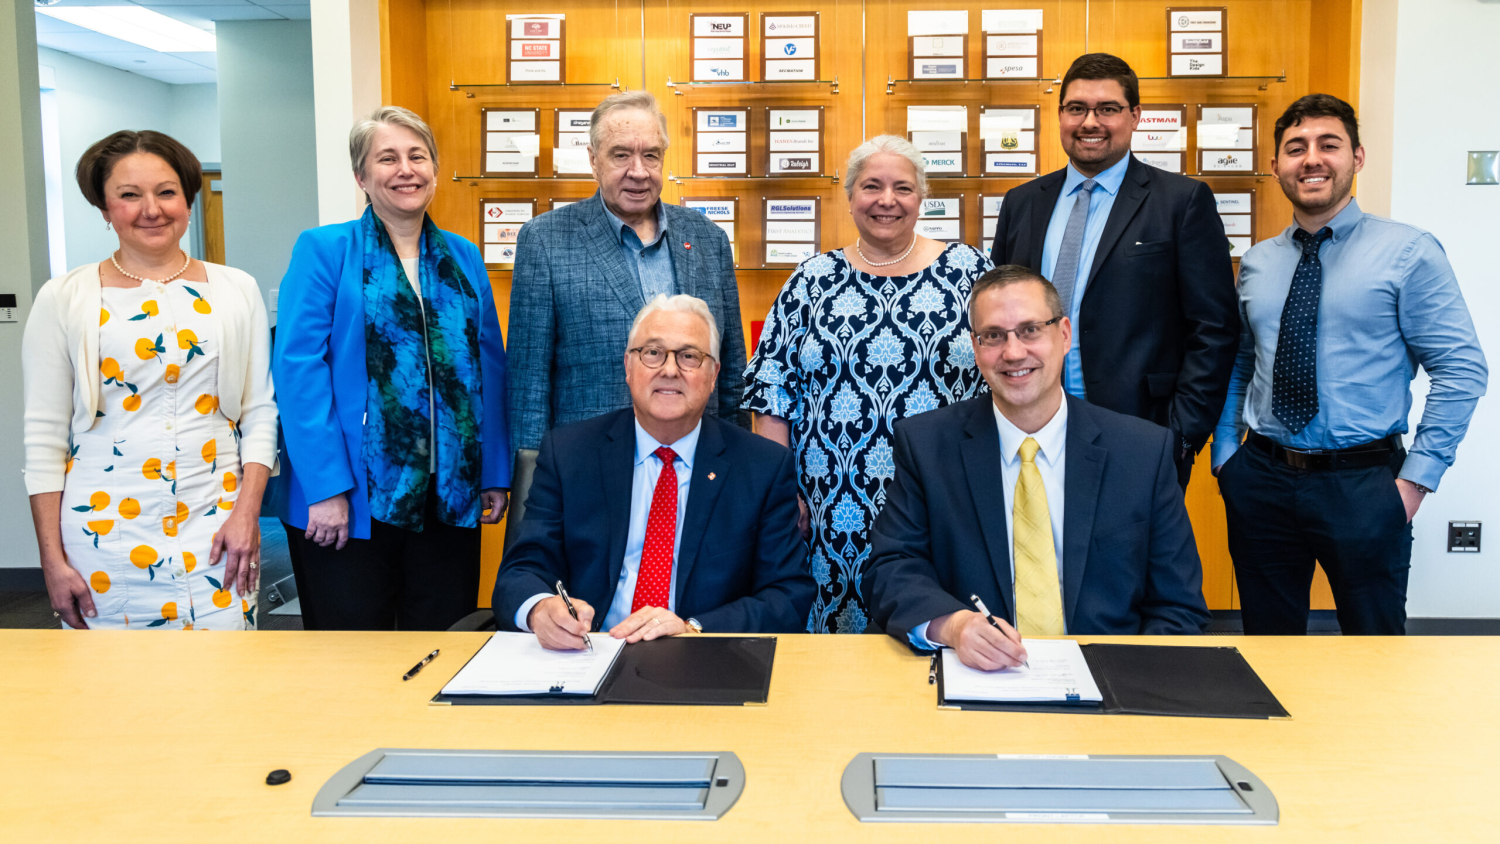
[272,106,510,630]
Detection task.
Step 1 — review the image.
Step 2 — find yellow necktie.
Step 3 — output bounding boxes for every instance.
[1013,437,1065,636]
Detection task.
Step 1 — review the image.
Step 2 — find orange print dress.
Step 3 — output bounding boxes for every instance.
[59,279,254,630]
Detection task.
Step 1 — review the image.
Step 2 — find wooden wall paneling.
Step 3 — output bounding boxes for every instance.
[381,0,429,113]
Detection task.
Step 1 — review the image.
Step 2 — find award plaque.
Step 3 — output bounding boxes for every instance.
[1167,7,1227,77]
[549,198,579,212]
[683,197,740,265]
[917,196,964,244]
[1196,102,1257,173]
[909,105,968,176]
[982,9,1043,80]
[908,10,969,80]
[506,15,565,83]
[481,108,541,178]
[1214,189,1254,260]
[762,13,819,82]
[694,108,750,176]
[763,196,821,266]
[1132,104,1188,174]
[691,14,748,82]
[980,192,1005,255]
[980,105,1039,176]
[765,107,824,176]
[553,109,592,175]
[479,199,537,267]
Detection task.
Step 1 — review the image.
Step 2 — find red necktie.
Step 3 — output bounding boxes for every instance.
[632,446,678,613]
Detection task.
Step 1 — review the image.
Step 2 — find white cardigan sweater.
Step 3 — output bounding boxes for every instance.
[22,262,279,496]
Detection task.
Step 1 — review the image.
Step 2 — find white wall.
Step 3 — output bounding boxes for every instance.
[311,0,380,225]
[1364,0,1499,617]
[217,20,319,317]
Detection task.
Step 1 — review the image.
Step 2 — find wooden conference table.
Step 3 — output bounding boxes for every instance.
[2,631,1496,842]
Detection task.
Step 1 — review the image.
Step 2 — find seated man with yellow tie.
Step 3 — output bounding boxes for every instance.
[865,265,1209,670]
[493,294,814,650]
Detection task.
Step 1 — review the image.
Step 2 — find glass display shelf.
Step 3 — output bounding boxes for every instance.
[450,79,621,96]
[887,75,1059,94]
[667,76,840,94]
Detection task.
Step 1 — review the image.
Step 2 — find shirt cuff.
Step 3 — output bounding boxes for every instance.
[908,621,941,652]
[1210,431,1241,468]
[515,593,551,632]
[1397,451,1447,492]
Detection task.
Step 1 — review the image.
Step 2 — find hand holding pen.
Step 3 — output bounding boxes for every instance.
[556,581,593,652]
[970,595,1029,669]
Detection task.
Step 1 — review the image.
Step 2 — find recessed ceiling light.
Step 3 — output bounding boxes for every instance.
[37,6,215,53]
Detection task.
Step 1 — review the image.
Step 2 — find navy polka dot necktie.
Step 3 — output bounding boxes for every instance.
[1271,227,1334,434]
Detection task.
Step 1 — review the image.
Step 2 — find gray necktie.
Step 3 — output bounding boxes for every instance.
[1049,179,1097,320]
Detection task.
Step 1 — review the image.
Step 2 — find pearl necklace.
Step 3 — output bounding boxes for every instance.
[111,250,190,284]
[855,235,918,268]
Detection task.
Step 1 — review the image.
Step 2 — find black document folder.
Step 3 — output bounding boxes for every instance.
[937,644,1290,720]
[433,636,777,707]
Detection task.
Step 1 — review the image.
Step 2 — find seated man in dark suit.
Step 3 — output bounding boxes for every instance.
[494,294,813,649]
[866,265,1209,670]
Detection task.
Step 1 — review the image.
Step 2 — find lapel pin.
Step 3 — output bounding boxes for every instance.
[683,242,692,250]
[708,472,716,480]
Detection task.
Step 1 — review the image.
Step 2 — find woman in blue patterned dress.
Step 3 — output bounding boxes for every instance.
[745,135,993,633]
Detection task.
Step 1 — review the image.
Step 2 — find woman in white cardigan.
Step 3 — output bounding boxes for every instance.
[23,131,277,629]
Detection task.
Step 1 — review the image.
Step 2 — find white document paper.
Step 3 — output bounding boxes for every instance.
[1171,32,1220,53]
[1169,9,1222,31]
[486,152,535,173]
[981,195,1004,216]
[769,153,819,174]
[694,60,744,81]
[769,109,819,129]
[982,9,1043,33]
[441,632,625,696]
[913,59,964,79]
[1196,121,1242,149]
[1171,54,1223,76]
[921,197,960,217]
[912,36,965,57]
[982,238,994,254]
[553,148,590,174]
[1136,151,1183,172]
[484,244,518,265]
[697,110,746,132]
[911,131,963,152]
[769,131,820,151]
[556,110,591,131]
[1216,193,1253,213]
[984,130,1035,152]
[483,202,534,224]
[1201,150,1253,171]
[683,200,735,220]
[987,57,1038,78]
[1229,236,1252,258]
[908,10,969,36]
[1132,129,1186,151]
[766,243,817,264]
[1201,105,1255,127]
[512,40,559,60]
[766,38,815,59]
[985,152,1036,174]
[988,34,1038,55]
[916,219,962,240]
[694,38,744,60]
[509,134,541,156]
[714,220,736,241]
[509,16,562,39]
[487,111,537,132]
[983,216,998,238]
[941,639,1103,703]
[908,105,968,133]
[698,132,746,152]
[486,132,531,152]
[484,223,523,244]
[980,109,1034,135]
[694,16,744,37]
[1138,110,1183,131]
[765,198,817,219]
[510,60,560,82]
[1220,214,1252,236]
[697,153,747,174]
[766,220,816,241]
[556,132,590,150]
[764,15,816,36]
[549,199,576,211]
[921,152,963,172]
[765,60,817,80]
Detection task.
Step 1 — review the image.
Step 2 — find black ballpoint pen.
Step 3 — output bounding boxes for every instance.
[556,580,593,652]
[402,649,439,681]
[971,594,1029,669]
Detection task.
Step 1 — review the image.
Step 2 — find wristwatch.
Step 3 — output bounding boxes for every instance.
[685,618,703,634]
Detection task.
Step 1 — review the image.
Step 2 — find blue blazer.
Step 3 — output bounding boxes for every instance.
[866,395,1210,644]
[493,409,814,634]
[506,193,748,455]
[271,219,510,539]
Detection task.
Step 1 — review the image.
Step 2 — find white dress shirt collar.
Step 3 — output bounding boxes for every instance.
[992,397,1069,467]
[633,417,702,471]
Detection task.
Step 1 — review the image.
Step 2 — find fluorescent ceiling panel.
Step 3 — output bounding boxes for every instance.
[36,6,215,53]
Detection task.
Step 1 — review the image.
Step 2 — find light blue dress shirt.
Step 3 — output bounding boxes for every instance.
[1212,199,1488,491]
[908,400,1069,650]
[516,419,701,631]
[1040,154,1132,399]
[602,201,677,301]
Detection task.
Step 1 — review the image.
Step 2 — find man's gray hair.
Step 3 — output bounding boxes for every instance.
[843,134,928,200]
[627,294,721,359]
[349,106,439,179]
[589,90,670,152]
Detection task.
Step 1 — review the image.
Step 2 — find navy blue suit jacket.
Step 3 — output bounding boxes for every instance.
[989,155,1238,451]
[865,395,1210,645]
[493,409,814,633]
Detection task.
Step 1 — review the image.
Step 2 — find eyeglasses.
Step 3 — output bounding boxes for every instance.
[629,345,713,370]
[1060,103,1129,120]
[974,317,1063,347]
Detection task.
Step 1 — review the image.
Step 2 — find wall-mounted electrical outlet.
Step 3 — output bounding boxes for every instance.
[1448,522,1481,553]
[0,293,16,323]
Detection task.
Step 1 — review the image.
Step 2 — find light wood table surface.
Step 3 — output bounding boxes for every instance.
[2,631,1496,842]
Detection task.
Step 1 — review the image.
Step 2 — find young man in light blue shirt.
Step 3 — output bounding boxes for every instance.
[1213,94,1487,635]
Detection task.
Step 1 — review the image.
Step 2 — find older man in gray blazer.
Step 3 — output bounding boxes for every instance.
[508,91,748,455]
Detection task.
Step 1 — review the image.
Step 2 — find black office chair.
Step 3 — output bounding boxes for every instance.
[447,448,539,632]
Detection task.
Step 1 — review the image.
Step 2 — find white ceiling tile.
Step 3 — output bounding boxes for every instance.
[136,4,280,21]
[37,31,138,53]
